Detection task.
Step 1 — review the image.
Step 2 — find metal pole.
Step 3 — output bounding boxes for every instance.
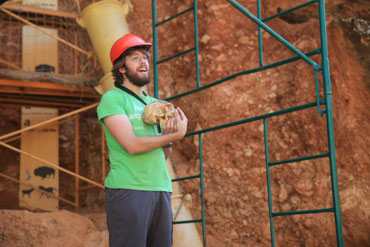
[0,57,22,70]
[199,134,207,246]
[0,141,105,189]
[74,31,78,74]
[257,0,264,67]
[193,0,200,88]
[263,119,275,246]
[152,0,159,98]
[74,114,79,210]
[0,103,99,141]
[318,0,344,246]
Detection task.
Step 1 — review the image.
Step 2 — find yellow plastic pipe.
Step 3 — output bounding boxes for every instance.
[77,0,132,94]
[96,72,116,95]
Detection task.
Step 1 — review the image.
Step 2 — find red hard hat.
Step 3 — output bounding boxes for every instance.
[110,33,152,64]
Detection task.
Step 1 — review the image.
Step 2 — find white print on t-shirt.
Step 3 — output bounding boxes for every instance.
[129,113,142,121]
[134,126,144,130]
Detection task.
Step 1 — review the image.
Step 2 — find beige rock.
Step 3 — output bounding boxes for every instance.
[279,183,288,202]
[200,34,211,44]
[215,53,226,62]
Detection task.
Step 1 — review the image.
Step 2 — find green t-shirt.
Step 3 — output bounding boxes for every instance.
[97,87,172,192]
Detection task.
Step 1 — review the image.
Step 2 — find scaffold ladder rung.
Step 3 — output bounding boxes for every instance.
[268,153,329,167]
[173,219,203,225]
[272,207,334,217]
[172,174,200,182]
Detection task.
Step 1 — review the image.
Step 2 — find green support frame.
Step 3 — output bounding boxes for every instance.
[152,0,344,246]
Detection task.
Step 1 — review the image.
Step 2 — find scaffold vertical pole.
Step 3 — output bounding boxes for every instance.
[263,118,276,246]
[318,0,344,246]
[199,134,207,246]
[152,0,159,98]
[257,0,264,67]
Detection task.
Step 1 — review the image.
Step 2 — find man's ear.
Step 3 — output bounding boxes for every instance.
[119,67,126,73]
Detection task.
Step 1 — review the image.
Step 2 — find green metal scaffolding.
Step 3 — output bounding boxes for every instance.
[151,0,344,246]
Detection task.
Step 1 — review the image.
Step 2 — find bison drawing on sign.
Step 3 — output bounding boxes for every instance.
[34,166,55,179]
[39,186,57,199]
[22,188,34,198]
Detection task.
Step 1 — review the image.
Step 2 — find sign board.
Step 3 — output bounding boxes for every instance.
[19,107,59,211]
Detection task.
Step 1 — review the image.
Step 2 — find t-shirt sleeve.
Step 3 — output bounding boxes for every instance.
[97,92,127,124]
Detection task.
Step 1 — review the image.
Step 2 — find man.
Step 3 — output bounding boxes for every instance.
[97,33,188,246]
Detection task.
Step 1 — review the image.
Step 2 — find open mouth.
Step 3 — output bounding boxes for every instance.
[138,67,147,73]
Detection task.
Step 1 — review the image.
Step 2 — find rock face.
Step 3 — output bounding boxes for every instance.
[129,0,369,246]
[0,210,108,247]
[0,0,368,247]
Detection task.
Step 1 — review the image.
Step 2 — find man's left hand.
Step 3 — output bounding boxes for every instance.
[162,118,177,134]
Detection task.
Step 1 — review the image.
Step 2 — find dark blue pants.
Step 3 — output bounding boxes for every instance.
[105,188,173,247]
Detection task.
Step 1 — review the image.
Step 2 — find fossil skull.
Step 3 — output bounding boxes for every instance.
[142,100,175,125]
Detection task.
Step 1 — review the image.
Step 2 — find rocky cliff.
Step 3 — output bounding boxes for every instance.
[130,0,369,246]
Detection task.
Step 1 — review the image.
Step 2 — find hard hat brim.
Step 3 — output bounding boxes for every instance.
[112,43,152,65]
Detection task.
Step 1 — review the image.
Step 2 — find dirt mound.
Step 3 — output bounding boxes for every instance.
[0,210,108,247]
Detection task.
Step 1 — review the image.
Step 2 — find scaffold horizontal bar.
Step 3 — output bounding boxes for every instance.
[2,2,78,19]
[269,153,329,167]
[172,174,200,182]
[156,7,194,26]
[227,0,321,71]
[166,49,321,101]
[157,47,195,64]
[272,207,334,217]
[0,141,104,189]
[173,219,203,224]
[262,0,318,22]
[186,100,324,137]
[0,103,99,141]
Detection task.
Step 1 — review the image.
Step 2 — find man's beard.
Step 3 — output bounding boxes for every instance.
[125,68,151,87]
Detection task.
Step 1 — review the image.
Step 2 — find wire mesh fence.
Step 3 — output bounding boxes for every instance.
[0,0,98,77]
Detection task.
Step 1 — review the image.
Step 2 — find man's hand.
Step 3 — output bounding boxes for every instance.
[162,117,177,134]
[174,107,188,140]
[162,107,188,139]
